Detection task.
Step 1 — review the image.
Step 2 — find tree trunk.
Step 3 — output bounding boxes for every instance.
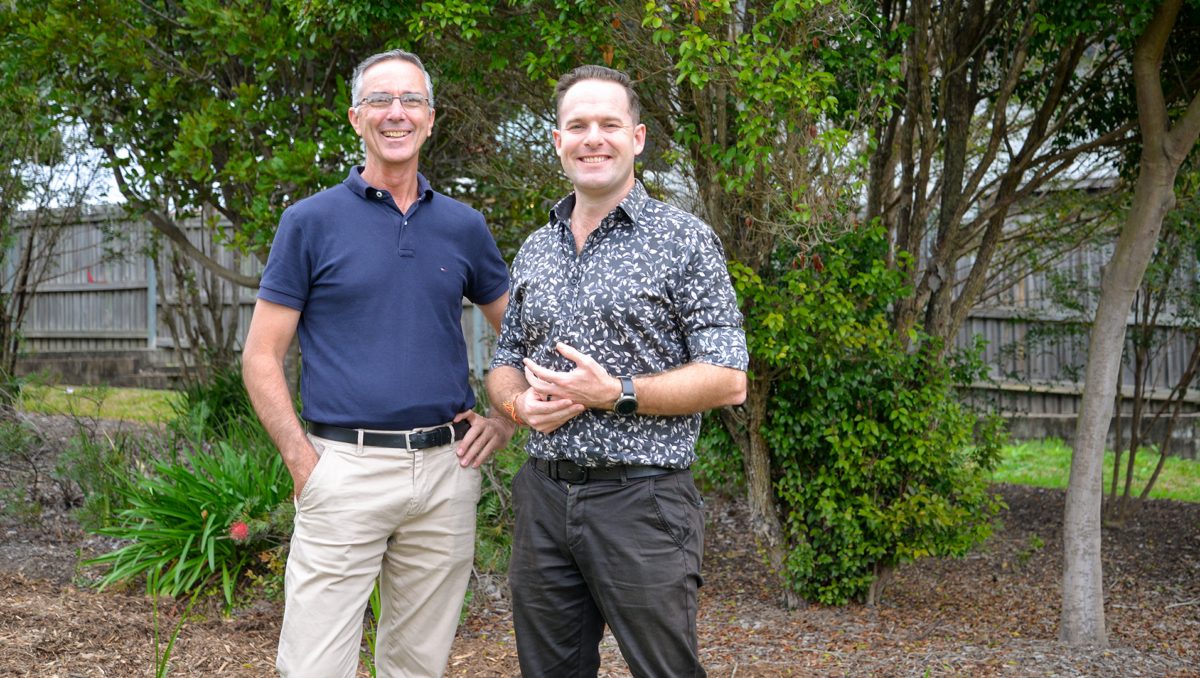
[1061,0,1200,646]
[1059,210,1161,645]
[1105,394,1123,522]
[1111,338,1200,526]
[866,562,896,607]
[738,357,799,608]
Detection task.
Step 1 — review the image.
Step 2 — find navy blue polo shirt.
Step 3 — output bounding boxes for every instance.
[257,167,509,430]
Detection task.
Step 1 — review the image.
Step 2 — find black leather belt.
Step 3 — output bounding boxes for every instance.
[306,420,470,450]
[533,457,677,483]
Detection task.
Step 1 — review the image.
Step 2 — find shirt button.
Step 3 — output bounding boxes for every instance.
[376,191,383,198]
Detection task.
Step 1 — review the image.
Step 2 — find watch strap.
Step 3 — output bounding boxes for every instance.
[614,375,638,415]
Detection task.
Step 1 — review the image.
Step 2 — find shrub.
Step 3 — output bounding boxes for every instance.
[767,345,1004,605]
[0,419,46,520]
[474,429,528,574]
[171,363,257,441]
[86,423,293,608]
[53,427,139,529]
[728,225,1005,605]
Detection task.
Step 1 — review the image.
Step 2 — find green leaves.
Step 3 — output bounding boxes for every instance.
[727,226,1005,605]
[23,0,372,263]
[86,431,292,608]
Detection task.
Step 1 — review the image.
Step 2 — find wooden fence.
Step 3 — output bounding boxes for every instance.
[959,242,1198,415]
[9,206,1195,413]
[10,206,496,385]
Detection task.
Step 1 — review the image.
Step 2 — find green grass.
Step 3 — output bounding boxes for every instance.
[992,438,1200,503]
[18,385,182,423]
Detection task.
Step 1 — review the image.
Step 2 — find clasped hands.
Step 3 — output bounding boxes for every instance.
[514,342,623,434]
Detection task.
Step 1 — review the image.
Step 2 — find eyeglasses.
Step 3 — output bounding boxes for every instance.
[357,93,432,110]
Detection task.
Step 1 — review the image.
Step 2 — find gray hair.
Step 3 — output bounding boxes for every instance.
[351,49,435,110]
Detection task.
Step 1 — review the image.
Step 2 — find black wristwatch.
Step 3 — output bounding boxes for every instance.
[613,376,638,416]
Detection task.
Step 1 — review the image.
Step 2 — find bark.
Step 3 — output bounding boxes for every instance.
[924,0,989,338]
[866,562,896,607]
[866,109,900,227]
[1061,0,1200,646]
[738,356,800,609]
[1105,394,1123,522]
[889,0,933,344]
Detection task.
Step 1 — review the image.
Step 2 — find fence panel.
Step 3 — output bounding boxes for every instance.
[12,207,496,381]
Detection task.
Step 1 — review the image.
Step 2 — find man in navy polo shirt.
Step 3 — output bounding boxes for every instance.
[242,49,512,678]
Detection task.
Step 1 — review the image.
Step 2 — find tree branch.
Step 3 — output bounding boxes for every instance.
[1166,85,1200,161]
[1133,0,1183,148]
[103,146,262,288]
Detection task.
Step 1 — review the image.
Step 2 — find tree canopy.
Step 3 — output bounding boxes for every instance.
[18,0,381,285]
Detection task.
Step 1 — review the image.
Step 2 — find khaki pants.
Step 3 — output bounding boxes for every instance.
[276,433,481,678]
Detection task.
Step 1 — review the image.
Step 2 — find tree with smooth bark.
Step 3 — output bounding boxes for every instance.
[1061,0,1200,647]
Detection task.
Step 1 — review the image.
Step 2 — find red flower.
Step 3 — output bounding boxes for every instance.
[229,521,249,541]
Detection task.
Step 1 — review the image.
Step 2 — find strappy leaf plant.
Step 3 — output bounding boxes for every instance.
[86,427,292,610]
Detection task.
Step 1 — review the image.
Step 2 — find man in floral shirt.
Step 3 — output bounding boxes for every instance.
[488,65,748,677]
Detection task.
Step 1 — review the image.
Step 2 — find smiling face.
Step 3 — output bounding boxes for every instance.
[553,79,646,204]
[348,59,435,174]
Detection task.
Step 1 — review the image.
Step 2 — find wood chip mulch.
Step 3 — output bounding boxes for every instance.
[1,483,1198,677]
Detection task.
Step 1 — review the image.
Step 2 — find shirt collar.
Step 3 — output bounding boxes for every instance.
[344,165,434,203]
[550,180,650,228]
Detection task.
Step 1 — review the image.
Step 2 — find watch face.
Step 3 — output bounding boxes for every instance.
[614,397,637,416]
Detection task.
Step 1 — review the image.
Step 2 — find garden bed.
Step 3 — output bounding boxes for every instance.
[2,469,1198,677]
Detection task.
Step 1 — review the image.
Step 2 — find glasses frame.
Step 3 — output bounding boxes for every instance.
[357,92,433,111]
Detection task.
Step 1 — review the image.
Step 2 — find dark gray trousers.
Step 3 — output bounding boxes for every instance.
[509,460,706,678]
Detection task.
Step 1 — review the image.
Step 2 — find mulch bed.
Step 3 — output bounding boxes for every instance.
[1,416,1198,677]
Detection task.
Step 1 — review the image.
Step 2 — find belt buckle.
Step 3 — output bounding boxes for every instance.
[404,431,415,452]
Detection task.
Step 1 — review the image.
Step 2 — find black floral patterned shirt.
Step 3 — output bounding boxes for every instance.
[492,181,749,468]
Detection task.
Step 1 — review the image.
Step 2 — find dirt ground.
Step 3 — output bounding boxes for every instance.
[1,415,1198,676]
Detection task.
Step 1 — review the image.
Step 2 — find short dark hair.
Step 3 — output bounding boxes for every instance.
[554,65,641,128]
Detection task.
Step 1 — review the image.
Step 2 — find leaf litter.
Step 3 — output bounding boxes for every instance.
[2,463,1199,677]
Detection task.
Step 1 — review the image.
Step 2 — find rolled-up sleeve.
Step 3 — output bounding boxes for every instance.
[675,227,749,370]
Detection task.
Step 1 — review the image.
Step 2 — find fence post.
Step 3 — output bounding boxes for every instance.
[146,254,157,349]
[472,303,484,382]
